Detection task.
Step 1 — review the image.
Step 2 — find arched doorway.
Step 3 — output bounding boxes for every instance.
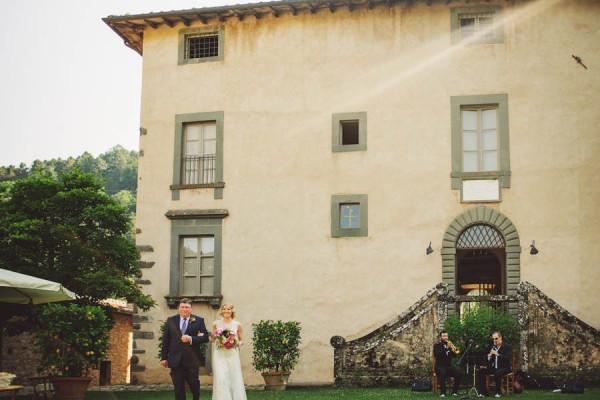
[456,224,505,296]
[441,205,521,313]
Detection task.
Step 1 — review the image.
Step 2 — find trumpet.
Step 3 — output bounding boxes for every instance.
[447,341,460,354]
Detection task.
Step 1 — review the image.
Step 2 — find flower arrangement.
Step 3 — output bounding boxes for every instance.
[35,303,112,377]
[213,329,239,350]
[252,320,301,373]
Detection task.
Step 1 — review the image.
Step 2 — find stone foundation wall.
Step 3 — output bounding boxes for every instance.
[331,282,600,387]
[331,285,443,386]
[1,309,133,387]
[518,282,600,385]
[105,311,133,385]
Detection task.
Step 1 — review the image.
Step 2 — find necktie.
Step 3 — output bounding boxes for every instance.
[181,318,188,334]
[494,346,498,368]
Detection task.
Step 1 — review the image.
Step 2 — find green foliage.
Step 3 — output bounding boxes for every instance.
[0,169,154,311]
[35,303,112,377]
[444,305,519,353]
[0,145,138,211]
[157,320,167,360]
[252,320,302,373]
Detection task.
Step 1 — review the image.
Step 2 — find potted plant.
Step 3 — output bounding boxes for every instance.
[35,303,112,400]
[251,320,301,390]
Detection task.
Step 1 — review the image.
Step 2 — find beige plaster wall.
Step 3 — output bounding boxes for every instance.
[132,0,600,384]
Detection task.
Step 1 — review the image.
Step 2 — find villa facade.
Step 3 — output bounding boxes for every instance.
[104,0,600,385]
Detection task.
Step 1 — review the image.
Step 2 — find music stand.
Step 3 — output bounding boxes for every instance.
[458,340,479,399]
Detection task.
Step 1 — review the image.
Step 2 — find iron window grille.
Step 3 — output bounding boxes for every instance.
[186,32,219,59]
[183,155,216,185]
[456,224,505,249]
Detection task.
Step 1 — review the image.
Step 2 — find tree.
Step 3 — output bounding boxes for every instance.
[0,169,154,310]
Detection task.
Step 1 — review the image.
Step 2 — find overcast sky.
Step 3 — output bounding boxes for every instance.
[0,0,251,167]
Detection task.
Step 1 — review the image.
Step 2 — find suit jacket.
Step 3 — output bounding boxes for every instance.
[161,314,209,368]
[433,341,458,369]
[487,342,512,370]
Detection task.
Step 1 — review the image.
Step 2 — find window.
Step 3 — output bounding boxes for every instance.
[178,26,224,65]
[340,121,359,145]
[340,203,360,229]
[331,194,368,237]
[461,106,498,172]
[183,122,216,185]
[459,12,494,41]
[450,94,510,191]
[186,32,219,59]
[181,236,215,295]
[166,209,228,309]
[171,112,224,200]
[451,6,504,45]
[332,112,367,152]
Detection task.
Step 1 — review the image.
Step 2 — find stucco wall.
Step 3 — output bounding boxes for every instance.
[131,0,600,385]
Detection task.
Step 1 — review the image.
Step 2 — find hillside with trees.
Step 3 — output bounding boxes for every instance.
[0,145,137,213]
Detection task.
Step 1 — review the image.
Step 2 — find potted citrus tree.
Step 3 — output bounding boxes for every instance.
[35,303,112,400]
[251,320,301,390]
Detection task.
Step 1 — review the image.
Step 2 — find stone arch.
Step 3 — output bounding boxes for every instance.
[442,205,521,301]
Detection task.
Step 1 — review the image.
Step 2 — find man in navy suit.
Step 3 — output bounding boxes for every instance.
[161,298,209,400]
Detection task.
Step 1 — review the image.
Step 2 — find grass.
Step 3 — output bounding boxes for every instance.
[15,386,595,400]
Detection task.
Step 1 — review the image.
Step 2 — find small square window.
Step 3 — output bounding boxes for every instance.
[186,33,219,59]
[340,203,360,229]
[451,6,503,45]
[332,112,367,152]
[178,27,224,65]
[340,121,360,145]
[331,194,368,237]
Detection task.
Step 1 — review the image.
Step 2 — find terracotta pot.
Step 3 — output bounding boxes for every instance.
[50,376,92,400]
[261,371,291,391]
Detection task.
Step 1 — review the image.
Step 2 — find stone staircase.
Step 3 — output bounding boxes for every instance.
[330,282,600,386]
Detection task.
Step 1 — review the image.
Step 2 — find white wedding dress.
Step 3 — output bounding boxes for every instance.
[212,319,247,400]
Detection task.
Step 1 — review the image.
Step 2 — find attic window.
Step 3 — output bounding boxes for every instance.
[186,32,219,59]
[178,27,224,65]
[458,12,494,40]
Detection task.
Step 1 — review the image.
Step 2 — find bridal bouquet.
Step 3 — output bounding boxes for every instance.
[213,329,239,350]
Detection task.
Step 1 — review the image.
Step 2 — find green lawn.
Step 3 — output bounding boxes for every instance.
[39,387,598,400]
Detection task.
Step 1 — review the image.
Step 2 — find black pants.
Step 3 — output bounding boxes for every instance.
[171,364,200,400]
[436,365,462,395]
[477,367,511,395]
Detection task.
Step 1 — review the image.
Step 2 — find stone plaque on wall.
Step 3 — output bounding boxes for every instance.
[462,179,500,202]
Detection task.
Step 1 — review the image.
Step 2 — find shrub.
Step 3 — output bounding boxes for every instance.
[444,304,519,353]
[36,303,112,377]
[252,320,301,372]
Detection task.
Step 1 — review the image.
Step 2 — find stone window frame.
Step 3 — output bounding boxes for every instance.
[450,5,504,45]
[171,111,224,200]
[165,209,228,309]
[331,194,368,238]
[178,26,224,65]
[332,112,367,152]
[450,94,510,193]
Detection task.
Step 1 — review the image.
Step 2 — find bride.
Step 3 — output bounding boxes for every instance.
[210,304,247,400]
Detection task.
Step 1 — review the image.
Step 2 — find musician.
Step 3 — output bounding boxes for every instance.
[476,331,513,398]
[433,330,463,397]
